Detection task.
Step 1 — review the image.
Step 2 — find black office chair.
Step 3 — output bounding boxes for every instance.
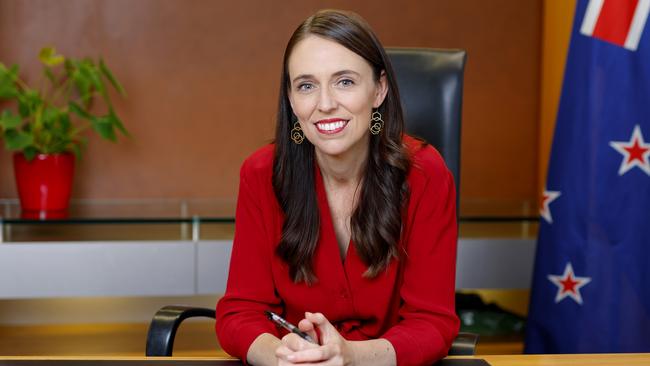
[145,48,475,357]
[387,47,465,201]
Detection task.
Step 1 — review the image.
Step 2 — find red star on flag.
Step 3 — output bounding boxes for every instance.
[547,262,592,305]
[609,124,650,176]
[540,189,561,224]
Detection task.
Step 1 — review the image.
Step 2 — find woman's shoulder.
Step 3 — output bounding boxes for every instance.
[403,134,450,183]
[240,143,275,180]
[403,135,456,215]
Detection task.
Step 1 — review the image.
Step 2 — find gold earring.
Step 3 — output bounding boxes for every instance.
[291,121,304,144]
[369,110,384,135]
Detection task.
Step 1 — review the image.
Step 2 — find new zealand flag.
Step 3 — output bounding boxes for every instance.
[525,0,650,353]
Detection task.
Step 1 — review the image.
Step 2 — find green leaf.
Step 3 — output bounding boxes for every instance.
[108,110,129,137]
[0,64,18,98]
[4,129,33,150]
[72,69,92,104]
[0,83,16,98]
[0,110,22,129]
[46,112,74,152]
[23,146,38,161]
[15,89,43,119]
[81,60,107,100]
[77,58,111,107]
[43,66,56,84]
[39,47,65,67]
[18,96,31,117]
[70,142,82,160]
[39,129,53,150]
[47,134,72,154]
[0,63,19,78]
[42,107,59,127]
[7,64,20,81]
[91,115,116,141]
[69,101,93,120]
[59,112,71,131]
[99,59,125,96]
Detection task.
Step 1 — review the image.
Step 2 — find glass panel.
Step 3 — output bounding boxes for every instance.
[0,197,540,241]
[459,221,538,239]
[459,197,537,218]
[0,198,237,221]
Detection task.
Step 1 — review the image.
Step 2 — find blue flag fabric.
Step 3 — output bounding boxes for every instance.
[525,0,650,353]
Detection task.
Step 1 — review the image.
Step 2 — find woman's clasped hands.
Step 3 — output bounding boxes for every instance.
[275,312,352,366]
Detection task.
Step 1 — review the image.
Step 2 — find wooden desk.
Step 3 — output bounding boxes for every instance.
[0,354,648,366]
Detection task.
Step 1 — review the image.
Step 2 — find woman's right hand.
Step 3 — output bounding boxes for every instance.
[275,332,321,365]
[275,312,354,366]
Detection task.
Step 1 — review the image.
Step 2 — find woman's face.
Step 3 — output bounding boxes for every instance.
[287,35,387,160]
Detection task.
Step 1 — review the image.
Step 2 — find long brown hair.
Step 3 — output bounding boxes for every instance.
[273,9,410,283]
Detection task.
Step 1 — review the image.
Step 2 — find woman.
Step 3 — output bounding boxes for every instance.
[216,9,459,366]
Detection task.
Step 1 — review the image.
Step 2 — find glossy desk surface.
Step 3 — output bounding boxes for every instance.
[0,354,648,366]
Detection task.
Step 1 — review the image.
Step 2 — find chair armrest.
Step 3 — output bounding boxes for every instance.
[448,332,479,355]
[145,305,216,356]
[146,306,479,357]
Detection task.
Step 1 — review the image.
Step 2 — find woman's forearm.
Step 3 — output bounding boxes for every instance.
[347,338,396,366]
[247,333,281,366]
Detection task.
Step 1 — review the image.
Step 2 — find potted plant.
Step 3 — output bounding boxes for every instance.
[0,47,128,218]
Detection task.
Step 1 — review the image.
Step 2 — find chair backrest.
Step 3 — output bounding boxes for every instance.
[386,48,467,198]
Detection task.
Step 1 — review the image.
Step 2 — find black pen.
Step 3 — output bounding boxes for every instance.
[265,310,316,344]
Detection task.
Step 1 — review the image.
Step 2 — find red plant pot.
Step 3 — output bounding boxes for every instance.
[13,152,75,219]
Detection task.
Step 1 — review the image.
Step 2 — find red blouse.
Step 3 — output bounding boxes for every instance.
[216,136,459,366]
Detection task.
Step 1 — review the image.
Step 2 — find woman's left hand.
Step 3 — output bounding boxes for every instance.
[275,312,354,365]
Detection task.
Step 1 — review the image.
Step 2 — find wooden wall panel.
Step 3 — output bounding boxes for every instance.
[0,0,541,212]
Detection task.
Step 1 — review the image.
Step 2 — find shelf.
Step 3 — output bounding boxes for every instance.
[0,198,539,242]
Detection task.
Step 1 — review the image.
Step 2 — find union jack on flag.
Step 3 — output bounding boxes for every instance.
[525,0,650,353]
